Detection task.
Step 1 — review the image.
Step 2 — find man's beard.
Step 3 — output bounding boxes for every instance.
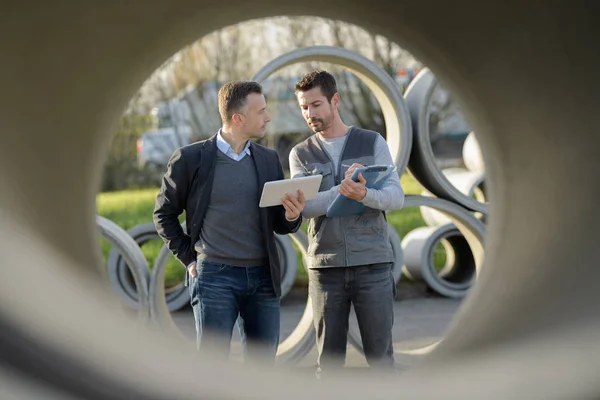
[309,117,328,132]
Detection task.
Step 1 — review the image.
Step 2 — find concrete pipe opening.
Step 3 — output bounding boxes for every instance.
[402,223,476,297]
[95,216,151,324]
[106,222,190,312]
[2,3,600,399]
[462,132,485,175]
[387,222,405,283]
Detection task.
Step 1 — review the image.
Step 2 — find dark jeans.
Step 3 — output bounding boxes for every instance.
[189,261,280,365]
[308,262,396,376]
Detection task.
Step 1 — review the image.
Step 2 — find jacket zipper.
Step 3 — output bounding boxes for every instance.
[315,128,352,265]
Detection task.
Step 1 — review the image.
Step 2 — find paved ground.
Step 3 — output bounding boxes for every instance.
[170,282,462,372]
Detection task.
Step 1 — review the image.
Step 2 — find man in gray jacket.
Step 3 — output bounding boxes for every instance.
[288,70,404,377]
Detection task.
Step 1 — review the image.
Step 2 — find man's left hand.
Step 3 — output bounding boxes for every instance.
[282,190,306,221]
[339,173,367,201]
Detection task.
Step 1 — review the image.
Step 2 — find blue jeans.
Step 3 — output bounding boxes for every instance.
[308,263,396,376]
[189,261,280,365]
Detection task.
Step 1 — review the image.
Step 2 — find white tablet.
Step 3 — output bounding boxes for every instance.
[259,175,323,208]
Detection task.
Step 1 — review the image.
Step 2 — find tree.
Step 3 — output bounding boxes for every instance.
[101,102,156,192]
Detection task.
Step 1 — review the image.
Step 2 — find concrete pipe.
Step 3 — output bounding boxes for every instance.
[403,238,460,281]
[2,2,600,400]
[142,222,193,312]
[106,222,189,311]
[387,222,404,283]
[95,216,151,323]
[106,223,150,306]
[252,45,412,176]
[463,132,485,174]
[347,195,484,356]
[420,167,486,226]
[402,224,476,298]
[433,238,456,280]
[119,223,190,310]
[149,228,316,365]
[405,69,487,213]
[402,231,457,281]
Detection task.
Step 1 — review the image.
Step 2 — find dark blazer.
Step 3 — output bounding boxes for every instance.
[153,133,301,298]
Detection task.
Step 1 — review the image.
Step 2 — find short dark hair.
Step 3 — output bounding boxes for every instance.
[218,81,263,124]
[295,70,338,102]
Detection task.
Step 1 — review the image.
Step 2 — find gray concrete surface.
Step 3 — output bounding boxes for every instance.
[3,2,599,398]
[171,283,462,371]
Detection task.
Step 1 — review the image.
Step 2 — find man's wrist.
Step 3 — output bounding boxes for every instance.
[359,187,370,203]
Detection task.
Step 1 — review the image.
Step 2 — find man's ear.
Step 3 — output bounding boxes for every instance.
[331,92,341,109]
[232,113,243,126]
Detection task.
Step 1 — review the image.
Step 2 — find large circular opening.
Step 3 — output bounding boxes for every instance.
[2,4,597,399]
[96,22,486,373]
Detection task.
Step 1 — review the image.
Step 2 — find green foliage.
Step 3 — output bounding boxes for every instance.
[100,112,158,192]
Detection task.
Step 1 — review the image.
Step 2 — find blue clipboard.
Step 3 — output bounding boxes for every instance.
[326,164,397,217]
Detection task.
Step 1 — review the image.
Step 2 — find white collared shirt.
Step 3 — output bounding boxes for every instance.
[216,129,251,161]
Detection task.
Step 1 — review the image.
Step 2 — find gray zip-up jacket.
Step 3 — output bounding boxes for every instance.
[289,127,404,268]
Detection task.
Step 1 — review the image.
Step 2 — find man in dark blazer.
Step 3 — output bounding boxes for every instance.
[153,81,305,365]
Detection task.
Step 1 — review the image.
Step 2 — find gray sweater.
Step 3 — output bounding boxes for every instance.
[194,151,268,266]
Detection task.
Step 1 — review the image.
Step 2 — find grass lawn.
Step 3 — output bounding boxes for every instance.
[96,172,446,288]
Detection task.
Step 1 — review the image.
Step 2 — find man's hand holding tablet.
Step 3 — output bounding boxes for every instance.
[259,175,323,215]
[281,190,306,221]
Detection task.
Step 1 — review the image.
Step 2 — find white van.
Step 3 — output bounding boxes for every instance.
[136,126,192,168]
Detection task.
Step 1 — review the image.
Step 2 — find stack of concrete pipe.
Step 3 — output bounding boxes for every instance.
[401,69,488,299]
[100,46,486,363]
[95,216,151,323]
